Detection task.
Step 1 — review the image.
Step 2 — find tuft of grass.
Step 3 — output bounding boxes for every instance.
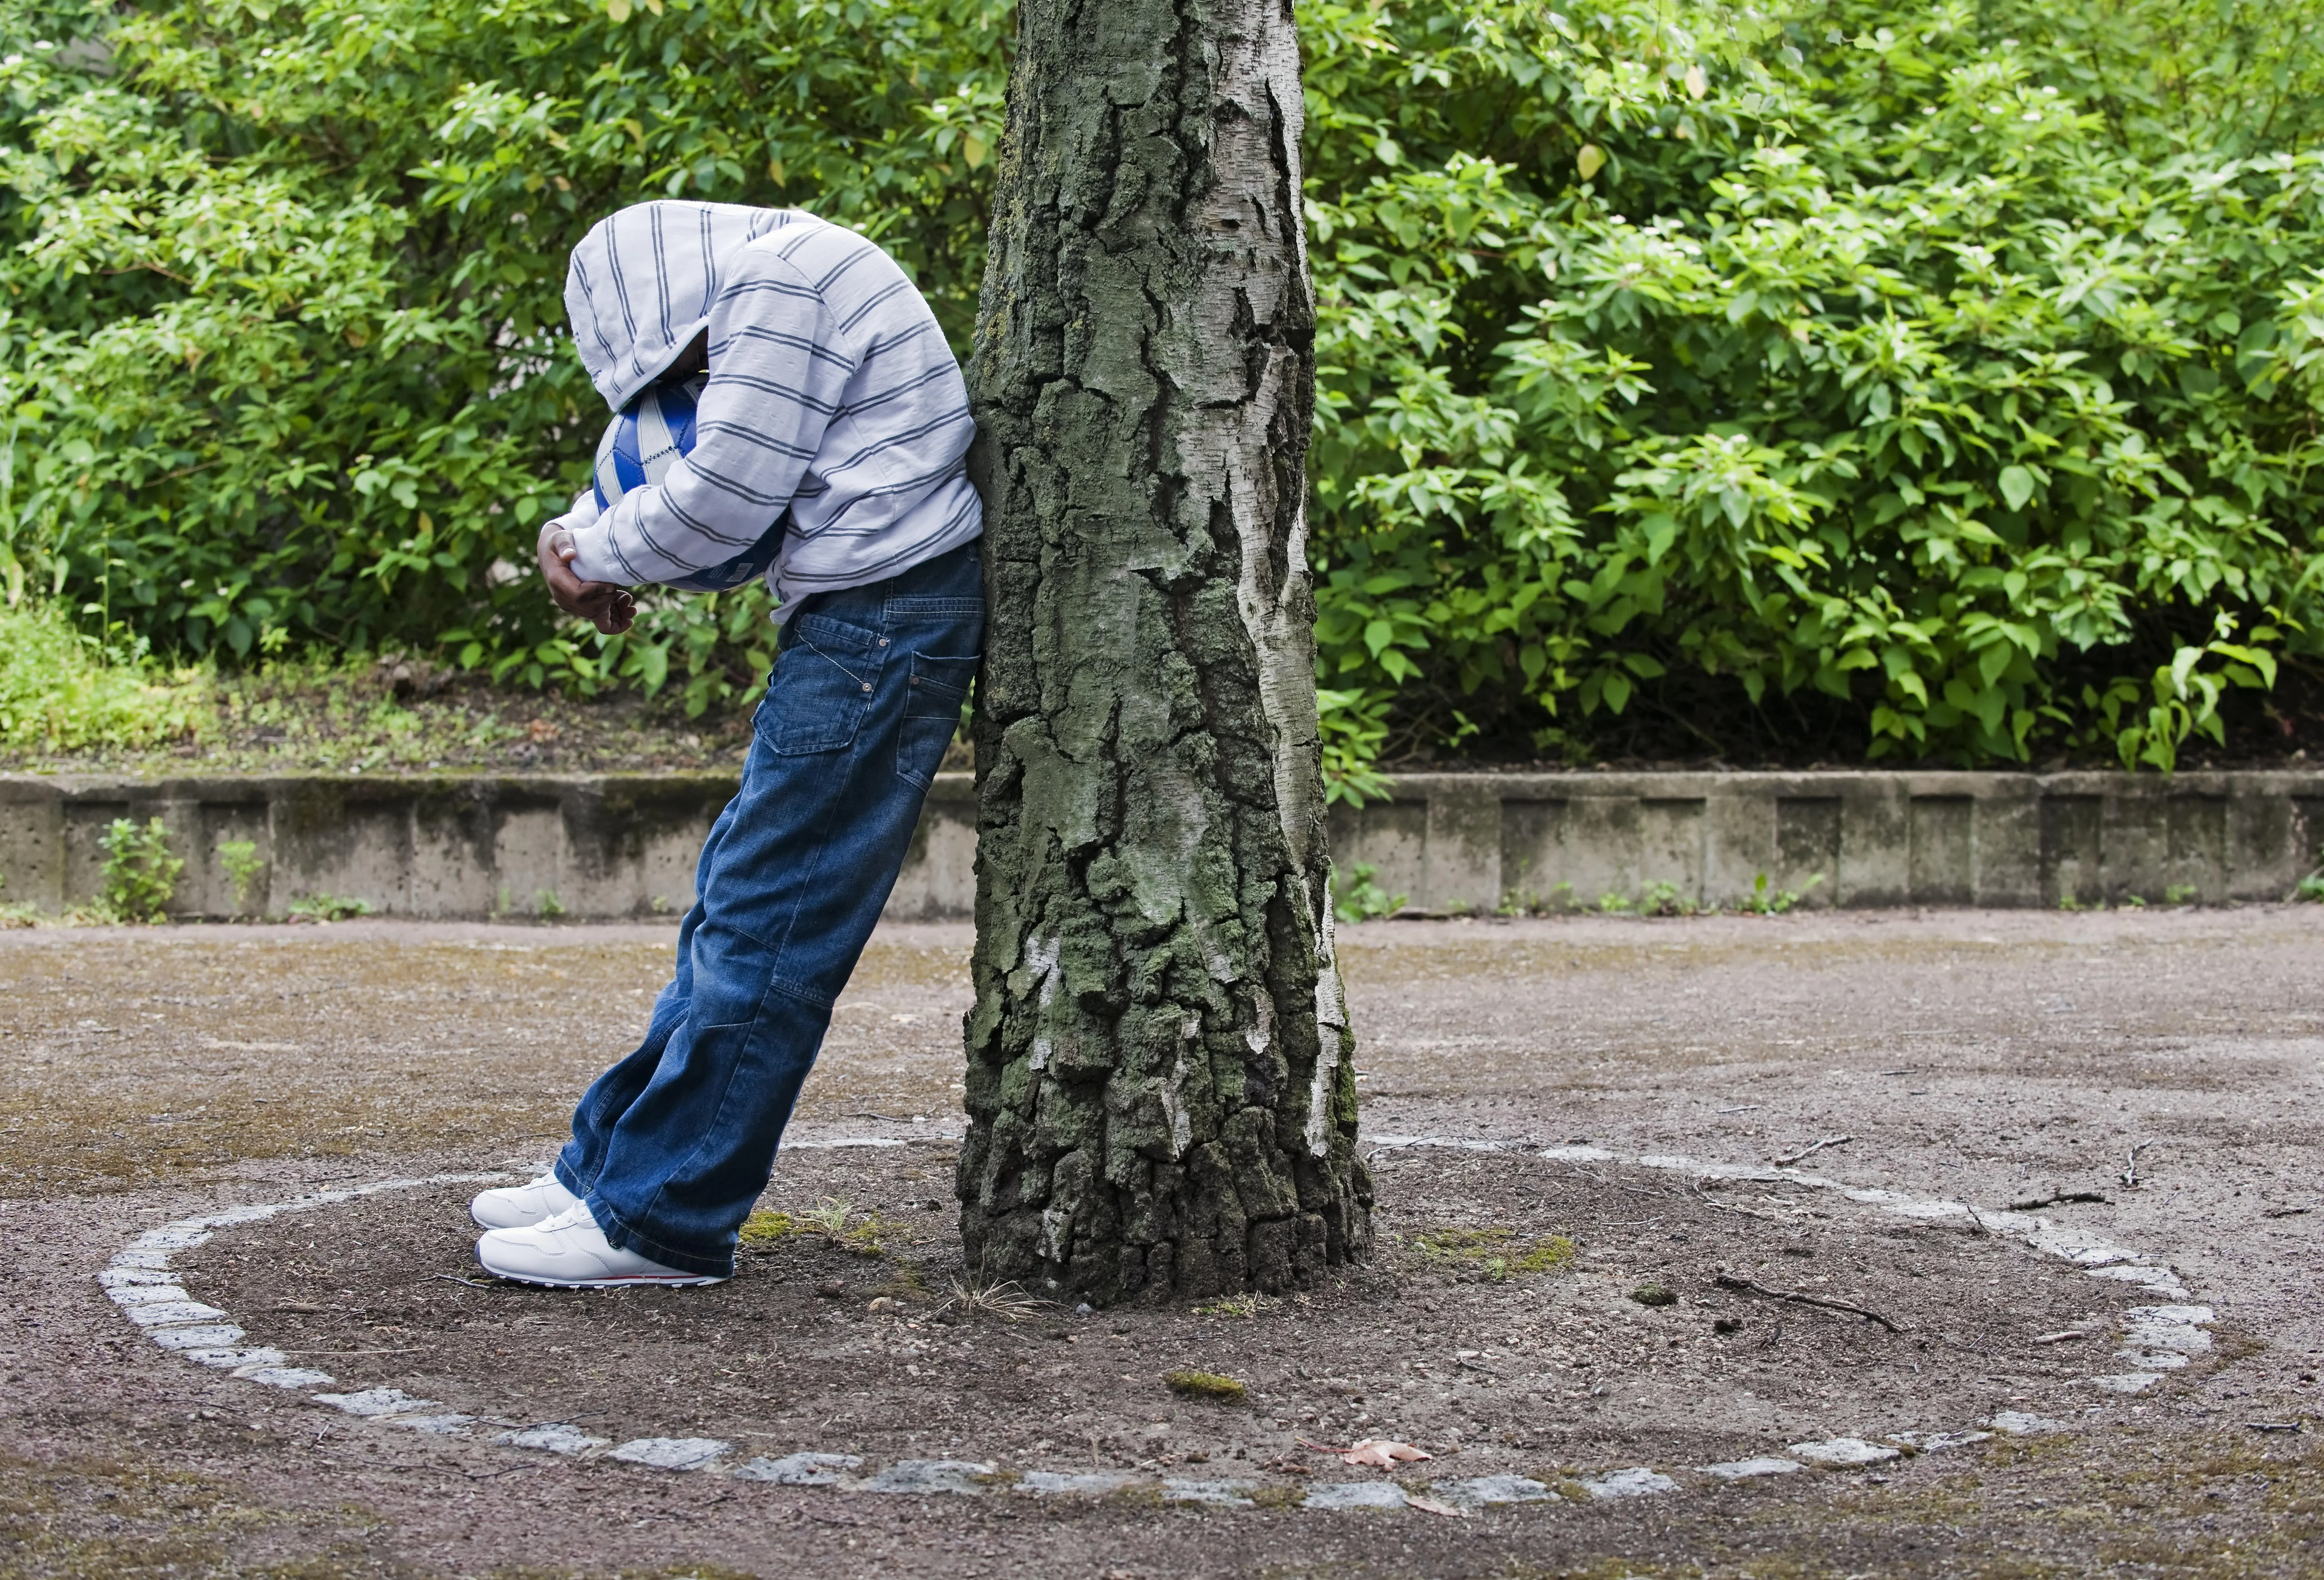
[739,1197,895,1257]
[937,1276,1046,1323]
[1629,1283,1678,1307]
[1406,1225,1577,1281]
[215,839,266,914]
[1192,1292,1280,1319]
[1164,1370,1246,1403]
[0,601,211,753]
[286,893,372,923]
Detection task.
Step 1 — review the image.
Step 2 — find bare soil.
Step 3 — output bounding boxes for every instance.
[174,1150,2149,1480]
[3,908,2322,1578]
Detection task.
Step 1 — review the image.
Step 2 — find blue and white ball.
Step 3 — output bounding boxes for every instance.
[591,373,784,593]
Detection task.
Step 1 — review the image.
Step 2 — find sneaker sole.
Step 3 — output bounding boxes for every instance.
[480,1267,729,1289]
[473,1248,728,1288]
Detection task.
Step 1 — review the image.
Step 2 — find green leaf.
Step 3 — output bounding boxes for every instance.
[1997,466,2037,513]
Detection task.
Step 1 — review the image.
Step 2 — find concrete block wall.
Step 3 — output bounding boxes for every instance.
[5,768,2323,921]
[1326,770,2324,913]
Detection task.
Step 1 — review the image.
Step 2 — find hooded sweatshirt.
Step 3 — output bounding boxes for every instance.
[553,201,980,614]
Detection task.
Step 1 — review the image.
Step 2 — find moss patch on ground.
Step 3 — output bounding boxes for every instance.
[1403,1224,1577,1280]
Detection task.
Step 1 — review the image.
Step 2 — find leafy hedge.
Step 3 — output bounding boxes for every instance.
[3,0,2322,775]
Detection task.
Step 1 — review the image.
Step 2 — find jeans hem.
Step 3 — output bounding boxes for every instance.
[586,1194,737,1280]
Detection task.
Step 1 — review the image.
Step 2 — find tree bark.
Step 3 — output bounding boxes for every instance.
[959,0,1370,1304]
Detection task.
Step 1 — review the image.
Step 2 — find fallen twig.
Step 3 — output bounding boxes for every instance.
[1773,1134,1852,1168]
[2122,1142,2153,1190]
[2031,1330,2089,1345]
[433,1274,499,1289]
[2246,1421,2303,1434]
[1404,1492,1470,1518]
[1713,1271,1903,1333]
[1693,1180,1785,1223]
[2007,1190,2109,1211]
[2261,1206,2314,1219]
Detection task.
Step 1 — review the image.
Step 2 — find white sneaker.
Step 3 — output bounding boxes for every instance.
[470,1173,582,1230]
[475,1204,727,1288]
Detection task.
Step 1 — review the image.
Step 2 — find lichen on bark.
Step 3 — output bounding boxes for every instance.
[959,0,1371,1303]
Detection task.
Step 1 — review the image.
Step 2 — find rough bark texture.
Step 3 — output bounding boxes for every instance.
[959,0,1371,1304]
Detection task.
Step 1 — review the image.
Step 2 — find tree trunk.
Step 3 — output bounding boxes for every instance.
[959,0,1370,1304]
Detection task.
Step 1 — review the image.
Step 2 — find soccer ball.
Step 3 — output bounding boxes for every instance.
[590,373,784,593]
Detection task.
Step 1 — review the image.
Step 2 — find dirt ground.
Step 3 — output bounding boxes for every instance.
[3,908,2322,1578]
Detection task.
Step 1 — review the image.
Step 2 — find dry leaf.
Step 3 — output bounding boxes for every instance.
[1685,63,1708,99]
[1404,1493,1470,1518]
[1341,1438,1432,1467]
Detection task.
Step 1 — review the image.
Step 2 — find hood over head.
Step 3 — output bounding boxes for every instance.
[565,200,793,412]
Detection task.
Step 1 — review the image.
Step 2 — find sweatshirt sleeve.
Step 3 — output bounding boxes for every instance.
[563,248,854,587]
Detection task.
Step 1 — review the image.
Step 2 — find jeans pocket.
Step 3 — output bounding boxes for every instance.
[896,653,976,788]
[764,614,886,755]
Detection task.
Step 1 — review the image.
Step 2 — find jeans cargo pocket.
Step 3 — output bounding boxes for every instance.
[896,653,975,788]
[764,614,886,755]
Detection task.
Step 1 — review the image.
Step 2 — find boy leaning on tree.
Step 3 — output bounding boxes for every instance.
[466,199,983,1286]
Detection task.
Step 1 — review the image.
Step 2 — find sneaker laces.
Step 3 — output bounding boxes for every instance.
[535,1203,595,1234]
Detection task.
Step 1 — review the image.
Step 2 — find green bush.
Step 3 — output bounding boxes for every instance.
[2,0,2320,773]
[1301,0,2324,776]
[0,599,209,750]
[98,815,181,922]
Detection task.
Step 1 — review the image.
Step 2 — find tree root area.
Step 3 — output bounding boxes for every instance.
[177,1146,2147,1481]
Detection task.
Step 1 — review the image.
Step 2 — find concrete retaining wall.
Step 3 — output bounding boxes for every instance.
[5,768,2323,921]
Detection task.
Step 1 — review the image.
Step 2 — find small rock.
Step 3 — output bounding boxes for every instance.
[148,1325,247,1351]
[125,1301,232,1328]
[1899,1430,1991,1452]
[1016,1469,1138,1496]
[1160,1478,1257,1507]
[1302,1481,1408,1511]
[815,1279,846,1299]
[1712,1317,1744,1335]
[495,1423,610,1455]
[1786,1438,1900,1468]
[185,1347,285,1372]
[607,1437,730,1471]
[106,1284,192,1307]
[1701,1457,1805,1480]
[1075,1302,1095,1317]
[733,1452,863,1485]
[1629,1284,1677,1308]
[1432,1474,1556,1508]
[851,1459,995,1495]
[1984,1411,2065,1435]
[312,1388,440,1418]
[236,1366,335,1390]
[391,1414,476,1436]
[1581,1467,1680,1499]
[2090,1372,2163,1394]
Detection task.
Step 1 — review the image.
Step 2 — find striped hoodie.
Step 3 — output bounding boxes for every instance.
[553,201,981,614]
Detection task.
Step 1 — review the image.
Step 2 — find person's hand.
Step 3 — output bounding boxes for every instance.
[537,521,636,635]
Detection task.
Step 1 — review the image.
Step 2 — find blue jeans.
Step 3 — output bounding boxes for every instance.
[553,539,983,1277]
